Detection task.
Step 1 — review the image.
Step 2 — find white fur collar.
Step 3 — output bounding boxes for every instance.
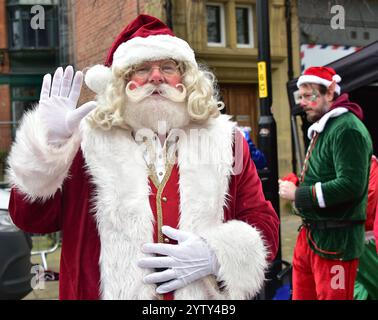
[307,107,348,139]
[80,115,236,299]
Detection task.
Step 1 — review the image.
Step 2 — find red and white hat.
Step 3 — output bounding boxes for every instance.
[297,66,342,95]
[85,14,197,93]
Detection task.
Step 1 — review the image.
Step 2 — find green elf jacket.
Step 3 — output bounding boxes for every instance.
[294,108,372,260]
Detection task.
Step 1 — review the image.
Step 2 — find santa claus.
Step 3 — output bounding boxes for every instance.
[7,14,279,300]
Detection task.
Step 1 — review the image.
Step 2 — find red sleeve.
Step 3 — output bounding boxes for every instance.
[375,204,378,254]
[9,187,62,234]
[228,131,280,261]
[8,150,85,234]
[366,157,378,230]
[370,157,378,252]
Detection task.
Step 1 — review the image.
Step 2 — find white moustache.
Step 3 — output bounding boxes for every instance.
[125,82,187,103]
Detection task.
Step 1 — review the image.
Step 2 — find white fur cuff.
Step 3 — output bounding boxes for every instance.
[7,106,81,202]
[315,182,326,208]
[202,220,268,299]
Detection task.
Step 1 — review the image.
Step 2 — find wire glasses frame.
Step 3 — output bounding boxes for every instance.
[130,60,183,80]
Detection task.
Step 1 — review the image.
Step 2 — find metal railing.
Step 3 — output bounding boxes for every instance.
[30,232,61,271]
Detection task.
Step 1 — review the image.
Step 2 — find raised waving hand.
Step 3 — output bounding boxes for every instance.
[38,66,96,146]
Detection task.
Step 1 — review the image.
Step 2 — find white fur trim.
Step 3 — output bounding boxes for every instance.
[332,74,341,83]
[201,220,268,299]
[80,122,156,299]
[174,115,239,300]
[315,182,326,208]
[297,74,341,95]
[176,115,235,232]
[175,116,266,300]
[112,35,197,70]
[6,106,81,202]
[307,107,348,139]
[84,64,112,94]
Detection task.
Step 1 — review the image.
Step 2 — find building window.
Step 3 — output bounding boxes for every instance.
[236,5,254,48]
[11,86,39,137]
[7,3,58,50]
[206,3,226,47]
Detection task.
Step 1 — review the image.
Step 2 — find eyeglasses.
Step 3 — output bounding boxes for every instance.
[296,92,320,103]
[131,60,181,79]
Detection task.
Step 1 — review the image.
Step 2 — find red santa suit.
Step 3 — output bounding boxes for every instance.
[8,14,279,300]
[7,110,279,300]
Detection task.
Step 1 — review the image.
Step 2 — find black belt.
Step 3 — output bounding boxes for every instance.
[302,219,365,230]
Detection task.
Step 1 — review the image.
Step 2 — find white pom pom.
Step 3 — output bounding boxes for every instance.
[332,74,341,83]
[84,64,112,94]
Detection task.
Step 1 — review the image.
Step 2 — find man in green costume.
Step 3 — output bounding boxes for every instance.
[279,66,372,300]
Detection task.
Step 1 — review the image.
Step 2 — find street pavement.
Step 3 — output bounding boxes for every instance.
[280,213,302,262]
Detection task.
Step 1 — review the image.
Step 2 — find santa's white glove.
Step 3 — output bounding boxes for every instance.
[138,226,220,294]
[38,65,96,146]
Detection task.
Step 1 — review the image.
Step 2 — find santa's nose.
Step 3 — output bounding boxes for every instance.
[148,68,164,84]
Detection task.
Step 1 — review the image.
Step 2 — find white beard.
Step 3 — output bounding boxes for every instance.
[123,96,190,134]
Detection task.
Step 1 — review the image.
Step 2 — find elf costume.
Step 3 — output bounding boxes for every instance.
[292,67,373,300]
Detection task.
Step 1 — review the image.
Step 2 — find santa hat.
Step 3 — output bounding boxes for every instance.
[297,66,342,95]
[85,14,197,94]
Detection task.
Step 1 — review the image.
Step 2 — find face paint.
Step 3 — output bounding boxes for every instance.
[298,88,319,104]
[309,89,319,106]
[310,100,317,107]
[310,89,318,101]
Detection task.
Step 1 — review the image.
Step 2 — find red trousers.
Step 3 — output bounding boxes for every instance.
[292,227,359,300]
